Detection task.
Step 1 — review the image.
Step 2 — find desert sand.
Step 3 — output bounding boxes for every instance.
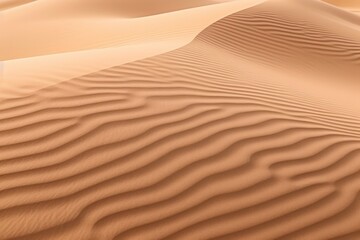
[324,0,360,15]
[1,0,360,239]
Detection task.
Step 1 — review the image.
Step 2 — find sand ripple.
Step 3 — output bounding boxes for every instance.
[1,0,360,239]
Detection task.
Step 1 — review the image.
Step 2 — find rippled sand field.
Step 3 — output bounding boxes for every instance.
[1,0,360,239]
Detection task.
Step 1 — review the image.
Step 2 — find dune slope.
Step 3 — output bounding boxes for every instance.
[323,0,360,15]
[0,0,360,239]
[0,0,233,17]
[0,0,264,92]
[0,0,248,60]
[0,0,34,11]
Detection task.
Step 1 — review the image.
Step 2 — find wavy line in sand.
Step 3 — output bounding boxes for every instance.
[1,0,360,239]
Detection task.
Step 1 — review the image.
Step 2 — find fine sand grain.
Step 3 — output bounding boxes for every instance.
[1,0,360,239]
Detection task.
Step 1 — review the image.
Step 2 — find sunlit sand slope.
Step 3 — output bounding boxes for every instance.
[0,0,264,91]
[0,0,34,10]
[323,0,360,15]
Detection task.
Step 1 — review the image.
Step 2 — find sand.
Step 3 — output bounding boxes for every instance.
[1,0,360,239]
[0,0,34,11]
[324,0,360,14]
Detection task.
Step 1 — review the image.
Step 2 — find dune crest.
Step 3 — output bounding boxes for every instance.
[0,0,34,11]
[1,0,360,239]
[323,0,360,14]
[0,0,264,92]
[1,0,235,18]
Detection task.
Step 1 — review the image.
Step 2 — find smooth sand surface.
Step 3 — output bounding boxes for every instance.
[0,0,34,10]
[1,0,360,239]
[324,0,360,14]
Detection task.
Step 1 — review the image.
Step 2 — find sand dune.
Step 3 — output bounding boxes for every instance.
[0,0,264,92]
[324,0,360,15]
[0,0,260,60]
[0,0,34,11]
[325,0,360,9]
[0,0,234,18]
[1,0,360,239]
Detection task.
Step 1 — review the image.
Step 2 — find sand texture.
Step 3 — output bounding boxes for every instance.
[1,0,360,239]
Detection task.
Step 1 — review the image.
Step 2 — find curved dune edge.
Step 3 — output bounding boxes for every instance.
[0,0,265,94]
[0,0,360,239]
[1,0,235,18]
[0,0,34,11]
[324,0,360,9]
[0,0,262,61]
[323,0,360,15]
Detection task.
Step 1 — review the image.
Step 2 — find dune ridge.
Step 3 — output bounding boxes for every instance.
[0,0,34,11]
[0,0,233,18]
[0,0,264,94]
[323,0,360,16]
[1,0,360,239]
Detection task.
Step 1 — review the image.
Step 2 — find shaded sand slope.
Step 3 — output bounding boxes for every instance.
[1,0,360,239]
[198,0,360,114]
[200,0,360,74]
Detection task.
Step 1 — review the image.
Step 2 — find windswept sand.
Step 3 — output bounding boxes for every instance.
[1,0,360,239]
[0,0,34,11]
[0,0,263,92]
[324,0,360,14]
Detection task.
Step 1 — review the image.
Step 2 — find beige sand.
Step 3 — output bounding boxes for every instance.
[0,0,264,92]
[324,0,360,14]
[1,0,360,239]
[0,0,34,11]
